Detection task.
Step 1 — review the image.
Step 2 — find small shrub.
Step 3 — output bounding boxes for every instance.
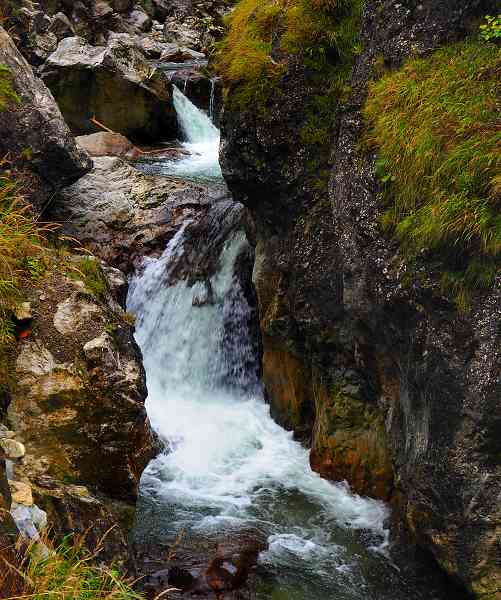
[479,14,501,42]
[363,38,500,308]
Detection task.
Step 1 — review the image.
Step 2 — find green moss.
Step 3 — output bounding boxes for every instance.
[216,0,362,112]
[0,64,20,112]
[363,38,501,308]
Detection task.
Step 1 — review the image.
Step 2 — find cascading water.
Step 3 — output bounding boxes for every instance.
[135,86,222,182]
[128,96,445,599]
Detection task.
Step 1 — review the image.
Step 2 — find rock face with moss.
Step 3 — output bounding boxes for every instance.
[0,25,92,191]
[9,255,157,502]
[220,0,500,596]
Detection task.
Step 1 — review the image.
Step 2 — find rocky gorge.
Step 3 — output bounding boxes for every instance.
[0,0,499,599]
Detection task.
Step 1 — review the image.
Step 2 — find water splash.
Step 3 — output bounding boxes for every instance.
[128,223,396,599]
[135,85,222,182]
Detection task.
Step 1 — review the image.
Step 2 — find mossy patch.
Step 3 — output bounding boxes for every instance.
[0,63,20,112]
[216,0,362,113]
[363,38,501,309]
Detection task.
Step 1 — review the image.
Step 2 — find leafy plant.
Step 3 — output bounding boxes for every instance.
[479,14,501,42]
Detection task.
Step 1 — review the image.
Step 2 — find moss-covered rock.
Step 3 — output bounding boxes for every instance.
[310,385,393,500]
[8,253,158,503]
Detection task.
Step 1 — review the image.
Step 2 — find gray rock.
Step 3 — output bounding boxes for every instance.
[127,6,152,33]
[0,440,26,460]
[0,26,92,188]
[41,35,177,141]
[50,12,76,40]
[50,156,223,271]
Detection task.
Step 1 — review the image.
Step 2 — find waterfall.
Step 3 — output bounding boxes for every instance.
[146,85,222,182]
[173,85,219,144]
[127,218,403,600]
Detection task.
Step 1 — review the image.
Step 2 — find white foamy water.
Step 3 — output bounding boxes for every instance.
[165,86,222,181]
[128,225,395,599]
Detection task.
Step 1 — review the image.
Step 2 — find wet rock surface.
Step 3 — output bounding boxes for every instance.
[8,254,158,503]
[220,0,501,596]
[51,156,230,272]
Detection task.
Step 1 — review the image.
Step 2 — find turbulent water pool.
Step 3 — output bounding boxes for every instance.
[127,89,449,599]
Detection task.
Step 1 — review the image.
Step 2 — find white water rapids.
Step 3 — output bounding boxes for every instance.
[126,90,438,599]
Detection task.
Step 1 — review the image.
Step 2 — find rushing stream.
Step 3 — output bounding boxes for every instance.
[127,89,445,599]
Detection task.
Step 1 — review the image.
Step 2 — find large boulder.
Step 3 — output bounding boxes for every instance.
[41,35,177,142]
[0,26,91,189]
[50,156,228,272]
[9,253,158,503]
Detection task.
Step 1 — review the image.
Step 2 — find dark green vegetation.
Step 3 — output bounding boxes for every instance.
[216,0,362,113]
[364,38,500,308]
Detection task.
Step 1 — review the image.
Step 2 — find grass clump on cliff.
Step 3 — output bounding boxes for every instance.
[0,170,49,346]
[216,0,362,111]
[363,38,501,308]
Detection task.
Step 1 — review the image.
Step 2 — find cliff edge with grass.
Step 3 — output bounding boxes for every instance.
[218,0,500,596]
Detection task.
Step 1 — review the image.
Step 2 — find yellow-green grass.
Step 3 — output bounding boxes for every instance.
[1,534,147,599]
[216,0,362,111]
[363,39,501,308]
[0,172,50,346]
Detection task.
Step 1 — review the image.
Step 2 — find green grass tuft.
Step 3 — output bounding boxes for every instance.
[0,169,48,347]
[216,0,362,112]
[363,38,501,308]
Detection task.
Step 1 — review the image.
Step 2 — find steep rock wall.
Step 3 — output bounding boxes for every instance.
[220,0,500,596]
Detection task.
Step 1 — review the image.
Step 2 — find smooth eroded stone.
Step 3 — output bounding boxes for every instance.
[0,439,26,459]
[76,132,133,157]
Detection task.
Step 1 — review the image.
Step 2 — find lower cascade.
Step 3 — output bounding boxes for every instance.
[126,88,447,600]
